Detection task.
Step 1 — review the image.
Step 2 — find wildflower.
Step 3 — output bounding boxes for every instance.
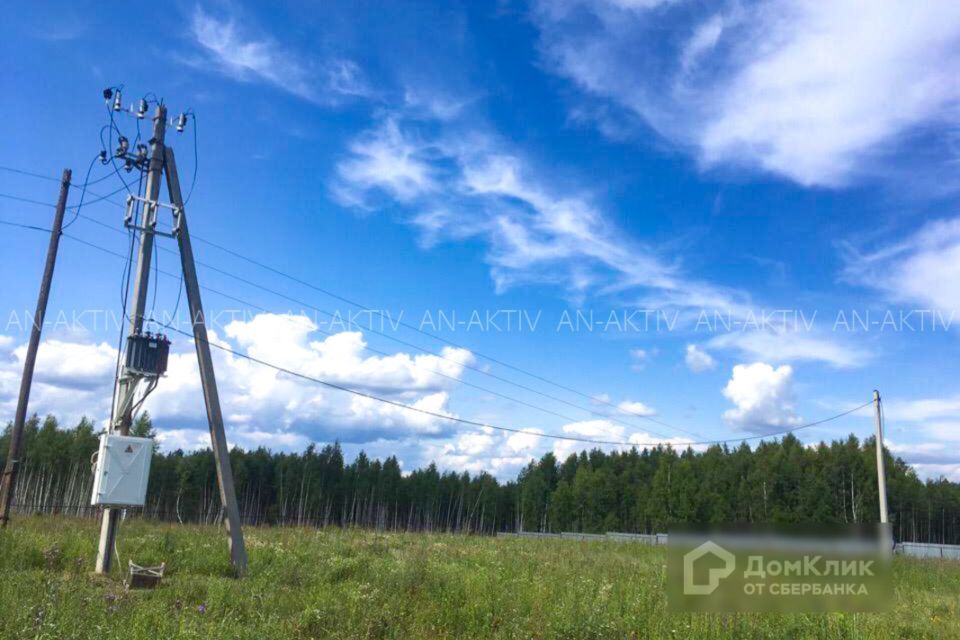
[197,603,207,614]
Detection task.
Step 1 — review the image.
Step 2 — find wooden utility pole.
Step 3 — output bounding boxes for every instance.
[96,105,168,574]
[0,170,71,527]
[873,390,889,524]
[165,146,248,575]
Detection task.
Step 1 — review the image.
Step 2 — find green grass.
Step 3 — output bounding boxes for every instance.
[0,516,958,639]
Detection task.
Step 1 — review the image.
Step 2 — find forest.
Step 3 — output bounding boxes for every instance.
[2,413,960,544]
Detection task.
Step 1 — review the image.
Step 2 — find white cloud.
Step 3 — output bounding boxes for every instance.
[551,418,692,462]
[0,314,475,448]
[617,400,656,417]
[0,339,117,426]
[908,464,960,482]
[189,8,368,103]
[334,117,750,313]
[882,395,960,423]
[534,0,960,186]
[843,217,960,316]
[144,314,474,442]
[506,428,543,453]
[333,115,859,368]
[334,119,438,205]
[679,14,725,75]
[722,362,801,432]
[707,330,867,369]
[684,343,716,372]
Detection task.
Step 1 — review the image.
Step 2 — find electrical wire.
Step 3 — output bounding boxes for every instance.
[166,319,874,448]
[62,215,690,440]
[63,207,701,438]
[0,166,843,439]
[0,185,127,213]
[2,220,876,449]
[1,174,703,437]
[60,229,684,438]
[0,164,113,189]
[186,232,701,437]
[0,193,57,209]
[107,171,144,429]
[183,112,198,205]
[0,218,50,233]
[62,153,102,231]
[98,119,137,198]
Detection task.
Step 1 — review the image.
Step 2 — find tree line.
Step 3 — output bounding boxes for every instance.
[2,414,959,543]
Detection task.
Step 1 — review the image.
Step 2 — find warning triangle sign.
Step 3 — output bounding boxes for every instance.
[125,445,134,453]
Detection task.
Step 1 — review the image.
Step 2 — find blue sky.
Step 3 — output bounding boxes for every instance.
[2,0,960,480]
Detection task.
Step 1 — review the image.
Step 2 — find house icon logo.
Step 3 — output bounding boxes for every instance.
[683,541,736,595]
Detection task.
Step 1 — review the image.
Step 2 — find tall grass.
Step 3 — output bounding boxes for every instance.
[0,516,957,639]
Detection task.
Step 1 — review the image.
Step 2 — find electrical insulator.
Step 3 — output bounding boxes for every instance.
[137,98,148,119]
[116,136,129,158]
[98,150,107,163]
[113,89,123,112]
[136,144,148,165]
[176,113,187,133]
[124,157,135,173]
[103,87,113,101]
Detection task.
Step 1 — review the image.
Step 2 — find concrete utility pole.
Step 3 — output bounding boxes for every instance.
[873,390,889,524]
[0,170,71,527]
[94,101,247,576]
[164,146,248,575]
[96,105,168,573]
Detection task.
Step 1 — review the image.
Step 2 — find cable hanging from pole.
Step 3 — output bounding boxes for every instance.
[56,229,691,441]
[163,321,875,449]
[0,219,879,449]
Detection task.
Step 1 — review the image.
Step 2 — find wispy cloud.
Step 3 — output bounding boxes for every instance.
[189,8,369,103]
[534,0,960,186]
[334,116,730,305]
[332,114,866,367]
[842,216,960,315]
[684,343,715,372]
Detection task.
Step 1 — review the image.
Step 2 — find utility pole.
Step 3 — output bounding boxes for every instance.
[94,99,247,576]
[0,170,71,527]
[164,146,248,575]
[873,390,889,524]
[96,105,167,573]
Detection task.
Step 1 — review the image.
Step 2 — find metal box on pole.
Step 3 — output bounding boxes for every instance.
[91,434,153,507]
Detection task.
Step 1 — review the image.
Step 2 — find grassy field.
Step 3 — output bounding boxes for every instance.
[0,517,958,639]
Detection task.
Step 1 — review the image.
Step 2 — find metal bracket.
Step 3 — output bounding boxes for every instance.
[124,194,182,238]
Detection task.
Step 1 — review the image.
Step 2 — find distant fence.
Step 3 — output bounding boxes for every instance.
[499,532,960,560]
[498,531,668,545]
[896,542,960,560]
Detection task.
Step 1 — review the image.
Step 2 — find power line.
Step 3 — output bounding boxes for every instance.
[59,230,682,438]
[0,164,114,189]
[0,166,827,439]
[0,185,129,212]
[63,216,690,440]
[1,174,699,437]
[0,218,50,233]
[166,319,873,448]
[62,153,102,231]
[3,223,877,449]
[71,208,701,438]
[183,232,702,437]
